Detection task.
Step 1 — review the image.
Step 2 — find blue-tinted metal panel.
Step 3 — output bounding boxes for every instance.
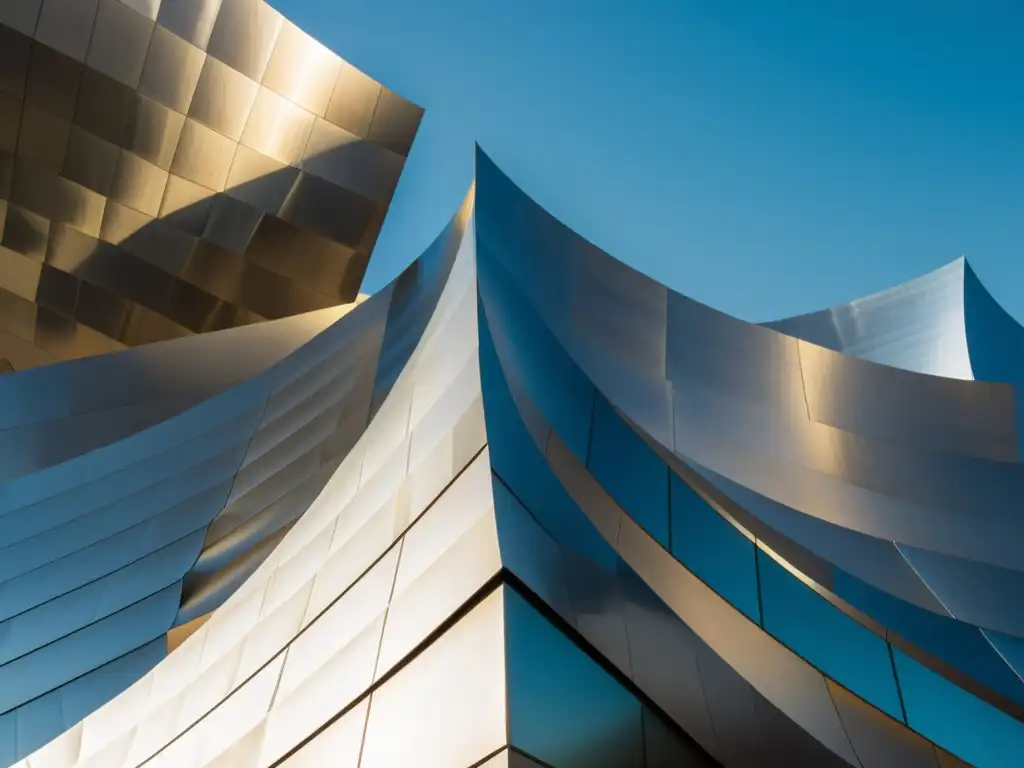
[505,587,645,768]
[836,568,1024,706]
[758,550,904,720]
[670,474,760,622]
[895,648,1024,767]
[588,394,669,547]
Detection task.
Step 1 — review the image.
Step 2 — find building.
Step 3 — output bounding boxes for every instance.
[4,4,1024,768]
[0,0,422,762]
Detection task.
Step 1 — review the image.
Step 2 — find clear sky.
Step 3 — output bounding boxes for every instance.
[277,0,1024,321]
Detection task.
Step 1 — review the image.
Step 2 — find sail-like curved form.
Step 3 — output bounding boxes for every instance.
[0,0,428,761]
[13,148,1024,768]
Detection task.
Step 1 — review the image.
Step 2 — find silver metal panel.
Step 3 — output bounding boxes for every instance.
[766,259,974,380]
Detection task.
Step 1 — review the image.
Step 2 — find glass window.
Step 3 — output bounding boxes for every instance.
[669,475,760,622]
[895,648,1024,767]
[480,314,617,572]
[477,246,594,462]
[837,571,1024,705]
[588,395,669,547]
[506,587,644,768]
[759,551,903,721]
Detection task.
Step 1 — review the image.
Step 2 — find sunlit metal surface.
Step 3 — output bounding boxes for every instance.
[11,145,1024,768]
[0,0,421,370]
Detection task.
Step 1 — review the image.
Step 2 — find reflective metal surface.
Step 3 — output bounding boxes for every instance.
[0,0,422,370]
[12,146,1024,768]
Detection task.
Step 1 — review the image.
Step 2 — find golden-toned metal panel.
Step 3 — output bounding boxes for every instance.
[262,19,340,117]
[45,221,99,274]
[99,198,154,247]
[159,172,216,237]
[325,60,381,137]
[302,117,404,204]
[62,126,120,195]
[0,244,42,300]
[125,94,187,171]
[189,55,259,141]
[0,91,21,153]
[1,204,49,261]
[0,0,422,366]
[16,104,72,173]
[0,25,31,99]
[240,86,314,167]
[224,142,299,214]
[110,150,169,217]
[85,0,155,89]
[206,0,283,82]
[25,41,83,120]
[202,193,262,253]
[171,117,237,191]
[138,23,208,114]
[182,238,245,302]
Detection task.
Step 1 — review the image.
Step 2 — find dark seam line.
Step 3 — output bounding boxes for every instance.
[465,745,507,768]
[514,384,963,751]
[888,641,910,725]
[615,397,1024,721]
[823,679,866,768]
[0,475,234,590]
[355,537,405,768]
[551,447,966,753]
[691,642,725,757]
[502,570,722,767]
[0,587,180,718]
[0,403,260,526]
[264,573,506,768]
[0,527,204,628]
[507,745,560,768]
[135,442,488,766]
[584,386,597,466]
[754,541,765,629]
[0,443,243,568]
[488,469,720,766]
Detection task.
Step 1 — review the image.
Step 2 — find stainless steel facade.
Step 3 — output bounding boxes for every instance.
[0,0,427,761]
[8,145,1022,767]
[0,0,421,370]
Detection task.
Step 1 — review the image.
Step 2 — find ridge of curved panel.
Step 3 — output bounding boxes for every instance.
[17,186,489,768]
[473,146,1024,767]
[764,258,975,380]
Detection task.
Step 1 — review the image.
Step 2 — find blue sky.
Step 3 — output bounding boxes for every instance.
[278,0,1024,321]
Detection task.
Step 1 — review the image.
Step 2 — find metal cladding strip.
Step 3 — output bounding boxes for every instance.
[473,149,1024,618]
[0,197,466,765]
[17,192,492,768]
[476,254,987,766]
[764,258,975,380]
[15,147,1024,767]
[0,0,422,369]
[473,147,1024,766]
